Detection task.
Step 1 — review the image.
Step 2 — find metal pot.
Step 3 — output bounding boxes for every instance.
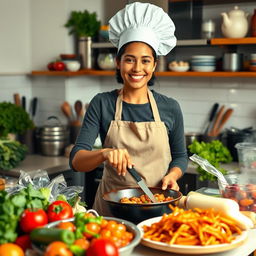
[103,187,182,224]
[36,116,69,156]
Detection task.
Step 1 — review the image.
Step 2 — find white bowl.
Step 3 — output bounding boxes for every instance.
[66,61,81,72]
[192,66,216,72]
[191,55,216,60]
[169,65,189,72]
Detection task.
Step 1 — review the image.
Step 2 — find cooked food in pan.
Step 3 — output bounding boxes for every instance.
[120,193,174,204]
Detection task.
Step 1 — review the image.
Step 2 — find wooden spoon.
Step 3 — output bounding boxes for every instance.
[208,105,225,136]
[61,101,73,124]
[74,100,83,123]
[214,108,234,136]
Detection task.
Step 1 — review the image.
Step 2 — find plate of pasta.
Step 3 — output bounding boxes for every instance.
[137,207,248,254]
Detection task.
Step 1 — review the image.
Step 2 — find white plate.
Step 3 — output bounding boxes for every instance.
[137,216,248,255]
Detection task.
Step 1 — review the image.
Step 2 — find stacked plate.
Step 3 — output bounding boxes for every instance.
[191,55,216,72]
[249,53,256,71]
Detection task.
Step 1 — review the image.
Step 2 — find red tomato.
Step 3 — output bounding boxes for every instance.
[53,61,66,71]
[47,62,55,71]
[47,200,73,223]
[86,238,119,256]
[15,234,31,252]
[19,209,48,233]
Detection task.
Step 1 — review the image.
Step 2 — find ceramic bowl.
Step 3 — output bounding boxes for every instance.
[169,65,189,72]
[66,61,81,72]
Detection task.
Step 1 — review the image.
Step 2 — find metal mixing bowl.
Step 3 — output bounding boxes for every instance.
[32,216,141,256]
[103,187,182,224]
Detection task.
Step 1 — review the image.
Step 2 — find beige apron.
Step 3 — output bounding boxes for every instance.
[93,89,172,216]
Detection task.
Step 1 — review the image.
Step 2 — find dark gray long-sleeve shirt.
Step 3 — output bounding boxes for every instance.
[70,89,188,173]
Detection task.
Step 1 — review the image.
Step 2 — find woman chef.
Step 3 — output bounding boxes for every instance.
[70,2,188,216]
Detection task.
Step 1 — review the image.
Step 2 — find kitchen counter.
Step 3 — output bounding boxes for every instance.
[133,228,256,256]
[0,154,70,178]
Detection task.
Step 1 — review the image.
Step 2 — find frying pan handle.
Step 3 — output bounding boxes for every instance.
[127,167,142,182]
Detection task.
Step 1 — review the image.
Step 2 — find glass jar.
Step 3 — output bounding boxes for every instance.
[97,53,116,70]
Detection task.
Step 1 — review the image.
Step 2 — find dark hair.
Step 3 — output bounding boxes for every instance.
[115,42,157,86]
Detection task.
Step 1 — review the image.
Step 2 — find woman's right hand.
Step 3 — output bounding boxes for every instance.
[102,148,132,176]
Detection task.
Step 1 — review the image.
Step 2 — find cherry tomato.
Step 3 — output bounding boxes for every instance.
[44,241,72,256]
[86,238,119,256]
[47,200,73,223]
[84,222,101,239]
[19,209,48,233]
[15,234,31,252]
[57,221,76,232]
[74,238,90,250]
[0,243,24,256]
[53,61,66,71]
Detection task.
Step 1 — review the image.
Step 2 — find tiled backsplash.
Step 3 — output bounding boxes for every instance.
[2,75,254,133]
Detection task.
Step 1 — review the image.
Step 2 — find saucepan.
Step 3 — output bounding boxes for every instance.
[103,187,182,224]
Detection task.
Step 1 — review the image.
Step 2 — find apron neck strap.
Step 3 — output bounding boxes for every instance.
[115,89,161,122]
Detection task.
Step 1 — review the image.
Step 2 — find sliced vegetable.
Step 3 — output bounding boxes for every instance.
[30,228,75,245]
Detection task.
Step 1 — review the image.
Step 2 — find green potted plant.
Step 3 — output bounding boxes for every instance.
[0,102,34,138]
[65,10,101,69]
[0,102,34,170]
[65,10,101,38]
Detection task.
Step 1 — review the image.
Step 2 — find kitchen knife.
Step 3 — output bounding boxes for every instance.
[21,96,26,111]
[203,103,219,135]
[127,167,157,203]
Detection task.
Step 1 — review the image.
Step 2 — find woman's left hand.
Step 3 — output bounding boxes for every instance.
[161,167,183,191]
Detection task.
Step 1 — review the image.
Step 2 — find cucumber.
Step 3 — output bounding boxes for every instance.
[30,228,75,245]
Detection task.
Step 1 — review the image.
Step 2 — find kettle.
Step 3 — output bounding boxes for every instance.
[221,6,249,38]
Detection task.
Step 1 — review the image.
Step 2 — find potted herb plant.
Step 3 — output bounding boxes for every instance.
[0,102,34,138]
[0,102,34,170]
[65,10,101,69]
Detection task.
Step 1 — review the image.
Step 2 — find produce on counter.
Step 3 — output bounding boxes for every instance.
[47,200,74,222]
[31,212,134,255]
[30,228,75,245]
[0,171,85,247]
[47,61,66,71]
[0,139,27,170]
[20,208,48,233]
[188,140,232,181]
[0,184,49,244]
[0,243,24,256]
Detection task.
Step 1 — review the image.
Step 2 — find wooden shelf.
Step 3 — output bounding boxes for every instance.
[210,37,256,45]
[31,70,256,78]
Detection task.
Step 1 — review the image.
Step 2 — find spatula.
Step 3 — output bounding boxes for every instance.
[127,167,157,203]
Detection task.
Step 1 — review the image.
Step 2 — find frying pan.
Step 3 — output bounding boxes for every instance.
[103,187,182,224]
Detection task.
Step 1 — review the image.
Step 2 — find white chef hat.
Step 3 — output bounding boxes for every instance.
[109,2,176,56]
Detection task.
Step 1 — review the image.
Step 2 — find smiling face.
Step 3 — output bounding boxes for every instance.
[116,42,157,90]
